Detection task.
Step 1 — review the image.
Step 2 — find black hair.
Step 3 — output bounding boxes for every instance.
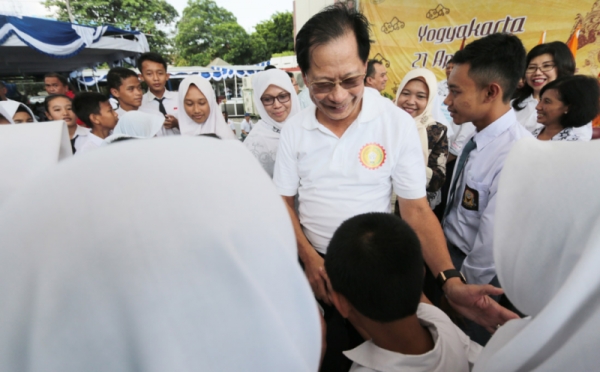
[446,57,454,66]
[286,71,294,78]
[325,213,424,322]
[44,72,69,87]
[222,111,229,120]
[15,105,32,116]
[0,81,5,88]
[264,65,277,71]
[0,113,7,121]
[453,33,526,103]
[295,3,372,74]
[512,41,575,111]
[365,59,382,81]
[44,94,71,113]
[539,75,600,129]
[72,92,109,128]
[107,67,138,91]
[199,133,221,139]
[137,52,168,72]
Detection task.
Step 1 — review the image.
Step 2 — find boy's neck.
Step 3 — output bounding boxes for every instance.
[92,126,112,139]
[118,100,139,112]
[150,87,166,99]
[355,313,434,355]
[473,102,511,132]
[68,125,77,139]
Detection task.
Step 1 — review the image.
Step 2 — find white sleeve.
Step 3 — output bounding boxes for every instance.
[449,122,476,156]
[392,120,427,200]
[273,125,300,197]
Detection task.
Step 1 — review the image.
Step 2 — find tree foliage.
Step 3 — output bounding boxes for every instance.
[254,12,294,56]
[175,0,292,66]
[44,0,178,58]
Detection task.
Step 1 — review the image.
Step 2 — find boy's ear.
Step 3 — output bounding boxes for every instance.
[88,112,100,127]
[330,291,352,319]
[483,82,502,103]
[110,87,120,99]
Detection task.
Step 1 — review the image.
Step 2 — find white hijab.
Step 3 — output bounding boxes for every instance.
[474,138,600,372]
[395,68,438,165]
[177,76,235,139]
[0,136,321,371]
[104,110,163,144]
[244,69,300,177]
[0,100,37,123]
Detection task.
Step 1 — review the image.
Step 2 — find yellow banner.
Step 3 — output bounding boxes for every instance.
[362,0,599,98]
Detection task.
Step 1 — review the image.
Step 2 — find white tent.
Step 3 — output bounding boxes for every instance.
[0,15,149,76]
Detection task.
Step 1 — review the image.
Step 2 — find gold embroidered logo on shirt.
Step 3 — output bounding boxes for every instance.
[359,143,386,170]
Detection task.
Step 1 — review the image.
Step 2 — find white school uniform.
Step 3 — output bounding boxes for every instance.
[71,125,91,153]
[139,90,181,136]
[345,303,482,372]
[443,109,532,285]
[75,132,104,155]
[274,88,426,254]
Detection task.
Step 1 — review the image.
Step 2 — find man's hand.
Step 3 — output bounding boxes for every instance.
[164,115,179,129]
[304,249,330,305]
[444,278,519,333]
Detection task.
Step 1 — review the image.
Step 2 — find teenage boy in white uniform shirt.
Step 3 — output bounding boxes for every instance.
[273,5,516,371]
[442,33,532,344]
[137,52,180,136]
[72,92,118,155]
[108,67,143,118]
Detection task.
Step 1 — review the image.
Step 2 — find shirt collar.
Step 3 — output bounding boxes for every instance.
[301,87,379,131]
[144,90,175,102]
[473,109,517,151]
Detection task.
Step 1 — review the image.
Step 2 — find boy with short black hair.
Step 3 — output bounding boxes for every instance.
[72,92,118,155]
[137,52,180,136]
[107,67,143,118]
[325,212,481,372]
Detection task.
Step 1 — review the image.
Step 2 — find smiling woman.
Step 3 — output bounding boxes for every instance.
[177,76,236,139]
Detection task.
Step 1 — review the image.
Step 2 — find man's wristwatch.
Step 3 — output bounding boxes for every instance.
[436,269,466,288]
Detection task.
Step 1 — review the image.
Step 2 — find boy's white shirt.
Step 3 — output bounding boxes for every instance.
[345,303,482,372]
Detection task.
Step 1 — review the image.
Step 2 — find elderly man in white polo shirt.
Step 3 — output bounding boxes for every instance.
[274,6,515,370]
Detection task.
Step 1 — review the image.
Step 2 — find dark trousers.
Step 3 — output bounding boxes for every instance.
[300,252,363,372]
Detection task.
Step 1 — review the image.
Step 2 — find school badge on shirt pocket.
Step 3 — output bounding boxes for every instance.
[359,143,386,170]
[462,185,479,211]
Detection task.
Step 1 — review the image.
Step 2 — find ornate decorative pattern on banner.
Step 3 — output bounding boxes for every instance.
[362,0,600,98]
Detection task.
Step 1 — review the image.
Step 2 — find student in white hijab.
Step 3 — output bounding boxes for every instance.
[0,136,321,371]
[473,138,600,372]
[178,76,236,139]
[245,69,301,177]
[395,68,448,209]
[0,100,37,124]
[104,110,163,144]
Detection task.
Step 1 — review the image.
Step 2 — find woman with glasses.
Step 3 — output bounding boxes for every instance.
[395,68,448,210]
[512,42,592,139]
[533,75,599,141]
[244,69,300,177]
[178,76,236,139]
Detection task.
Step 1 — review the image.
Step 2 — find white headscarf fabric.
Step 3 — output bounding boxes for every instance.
[177,76,235,139]
[0,121,72,205]
[244,69,300,177]
[0,136,321,372]
[0,100,37,123]
[104,111,163,144]
[474,138,600,372]
[395,68,438,165]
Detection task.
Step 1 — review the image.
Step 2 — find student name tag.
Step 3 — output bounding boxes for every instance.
[462,185,479,211]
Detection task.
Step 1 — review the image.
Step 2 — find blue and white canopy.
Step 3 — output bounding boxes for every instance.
[0,15,149,76]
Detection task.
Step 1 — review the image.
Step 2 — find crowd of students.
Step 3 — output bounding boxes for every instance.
[1,3,600,372]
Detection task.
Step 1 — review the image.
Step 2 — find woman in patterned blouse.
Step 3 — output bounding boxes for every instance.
[534,75,599,141]
[395,68,448,209]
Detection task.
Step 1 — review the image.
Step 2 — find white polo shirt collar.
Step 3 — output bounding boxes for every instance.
[301,88,378,132]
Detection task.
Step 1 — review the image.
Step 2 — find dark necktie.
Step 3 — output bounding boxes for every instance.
[444,137,477,219]
[154,97,167,116]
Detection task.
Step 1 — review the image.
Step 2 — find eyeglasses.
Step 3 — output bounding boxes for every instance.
[260,92,291,106]
[525,64,556,74]
[307,73,366,94]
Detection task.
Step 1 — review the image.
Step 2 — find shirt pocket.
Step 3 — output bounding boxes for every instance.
[458,179,490,217]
